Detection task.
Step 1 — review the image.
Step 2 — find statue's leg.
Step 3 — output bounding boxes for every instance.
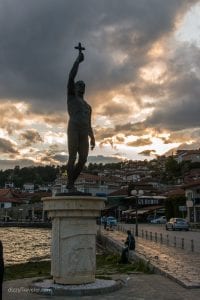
[73,131,89,183]
[67,128,79,189]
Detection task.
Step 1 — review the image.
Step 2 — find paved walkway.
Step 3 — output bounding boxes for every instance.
[3,274,200,300]
[102,229,200,288]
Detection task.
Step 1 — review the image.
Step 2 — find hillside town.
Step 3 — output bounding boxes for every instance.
[0,149,200,225]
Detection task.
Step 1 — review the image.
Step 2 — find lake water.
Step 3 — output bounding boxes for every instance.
[0,227,51,265]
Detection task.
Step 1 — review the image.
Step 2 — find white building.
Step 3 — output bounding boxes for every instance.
[23,183,34,193]
[184,180,200,223]
[75,173,119,196]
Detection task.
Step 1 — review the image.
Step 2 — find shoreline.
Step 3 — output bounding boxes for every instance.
[0,222,52,228]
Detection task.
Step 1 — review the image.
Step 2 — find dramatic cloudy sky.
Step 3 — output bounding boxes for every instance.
[0,0,200,169]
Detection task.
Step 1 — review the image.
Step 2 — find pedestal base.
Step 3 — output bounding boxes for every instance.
[33,278,123,296]
[42,196,105,285]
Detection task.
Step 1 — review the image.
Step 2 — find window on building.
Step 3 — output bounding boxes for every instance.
[186,191,193,200]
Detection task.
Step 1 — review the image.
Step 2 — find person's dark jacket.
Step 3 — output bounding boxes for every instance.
[125,233,135,250]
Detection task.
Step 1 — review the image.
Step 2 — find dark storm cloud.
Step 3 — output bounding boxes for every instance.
[101,101,131,116]
[0,0,197,114]
[36,144,68,165]
[127,138,152,147]
[115,122,148,136]
[0,138,19,154]
[139,149,156,156]
[95,122,147,142]
[145,44,200,131]
[20,129,43,146]
[95,127,115,140]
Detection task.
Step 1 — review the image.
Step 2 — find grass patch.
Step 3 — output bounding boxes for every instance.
[96,253,152,275]
[4,260,51,281]
[4,253,152,281]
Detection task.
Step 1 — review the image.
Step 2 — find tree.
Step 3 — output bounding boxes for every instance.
[164,156,181,183]
[165,195,186,219]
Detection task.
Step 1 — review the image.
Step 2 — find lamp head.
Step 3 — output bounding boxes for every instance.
[138,190,144,196]
[131,190,137,196]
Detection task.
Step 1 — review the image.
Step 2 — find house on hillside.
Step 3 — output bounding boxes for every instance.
[164,187,185,198]
[176,149,200,163]
[183,168,200,184]
[0,189,25,220]
[126,173,141,182]
[75,173,120,196]
[52,171,68,195]
[0,190,51,221]
[4,182,15,189]
[23,183,34,193]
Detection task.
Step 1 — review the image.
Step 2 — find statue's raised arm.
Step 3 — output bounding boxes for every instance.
[67,43,85,96]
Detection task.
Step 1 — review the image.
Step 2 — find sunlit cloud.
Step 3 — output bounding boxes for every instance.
[148,41,165,58]
[139,61,167,84]
[43,131,67,145]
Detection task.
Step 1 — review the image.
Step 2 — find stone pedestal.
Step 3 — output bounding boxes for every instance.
[42,196,105,285]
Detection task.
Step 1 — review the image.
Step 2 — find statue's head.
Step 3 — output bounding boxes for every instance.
[75,80,85,96]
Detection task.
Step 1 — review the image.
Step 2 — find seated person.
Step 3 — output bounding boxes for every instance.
[119,230,135,263]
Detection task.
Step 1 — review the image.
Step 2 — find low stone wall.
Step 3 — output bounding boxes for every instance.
[97,230,163,274]
[97,230,142,263]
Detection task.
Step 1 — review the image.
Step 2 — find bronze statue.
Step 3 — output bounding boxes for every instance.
[66,43,95,192]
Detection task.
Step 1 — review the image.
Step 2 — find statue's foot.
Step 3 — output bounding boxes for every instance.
[55,185,92,196]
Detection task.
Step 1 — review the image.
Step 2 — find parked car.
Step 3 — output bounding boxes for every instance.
[150,216,167,224]
[106,216,117,227]
[0,216,13,222]
[166,218,189,231]
[146,215,159,223]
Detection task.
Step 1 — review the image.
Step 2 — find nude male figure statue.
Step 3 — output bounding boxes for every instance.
[66,43,95,192]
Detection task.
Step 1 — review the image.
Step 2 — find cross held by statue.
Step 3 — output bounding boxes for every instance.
[74,42,85,53]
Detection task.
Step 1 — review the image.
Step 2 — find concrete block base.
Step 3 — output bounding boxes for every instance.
[42,196,105,285]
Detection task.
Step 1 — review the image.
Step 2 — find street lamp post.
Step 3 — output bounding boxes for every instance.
[131,189,144,236]
[18,208,23,222]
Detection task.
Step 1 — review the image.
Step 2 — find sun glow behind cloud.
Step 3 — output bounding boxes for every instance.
[139,62,167,84]
[148,42,165,58]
